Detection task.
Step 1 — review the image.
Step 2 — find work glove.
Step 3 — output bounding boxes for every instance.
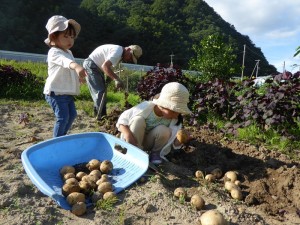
[176,129,192,144]
[114,78,124,89]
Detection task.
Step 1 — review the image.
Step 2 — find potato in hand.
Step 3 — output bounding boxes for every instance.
[176,129,191,144]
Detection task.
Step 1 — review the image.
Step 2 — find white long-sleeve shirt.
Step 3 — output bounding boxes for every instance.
[43,47,80,95]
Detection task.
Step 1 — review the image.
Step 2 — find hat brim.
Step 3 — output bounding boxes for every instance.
[44,19,81,46]
[131,52,137,64]
[153,98,191,115]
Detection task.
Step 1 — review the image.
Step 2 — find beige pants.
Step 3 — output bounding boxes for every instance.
[129,116,171,152]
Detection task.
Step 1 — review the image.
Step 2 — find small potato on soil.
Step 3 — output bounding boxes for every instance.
[100,160,113,174]
[174,187,186,198]
[224,181,239,192]
[230,188,243,200]
[195,170,204,179]
[190,194,205,210]
[200,209,227,225]
[103,191,117,200]
[205,174,216,182]
[86,159,101,171]
[234,180,241,186]
[211,168,222,179]
[60,166,75,176]
[224,171,237,182]
[98,181,113,194]
[66,192,85,206]
[71,202,87,216]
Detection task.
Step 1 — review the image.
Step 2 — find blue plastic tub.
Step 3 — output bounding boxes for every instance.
[21,132,149,210]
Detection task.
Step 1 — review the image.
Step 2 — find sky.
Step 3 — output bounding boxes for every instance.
[204,0,300,73]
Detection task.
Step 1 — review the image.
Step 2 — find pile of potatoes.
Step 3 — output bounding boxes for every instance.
[195,168,243,201]
[60,159,116,216]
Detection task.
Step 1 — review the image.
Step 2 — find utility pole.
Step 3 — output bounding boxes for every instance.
[241,44,246,80]
[250,60,260,78]
[255,60,260,78]
[170,53,175,67]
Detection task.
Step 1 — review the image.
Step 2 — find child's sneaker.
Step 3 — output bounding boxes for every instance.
[150,152,162,165]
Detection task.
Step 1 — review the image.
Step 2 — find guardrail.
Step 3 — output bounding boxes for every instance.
[0,50,200,75]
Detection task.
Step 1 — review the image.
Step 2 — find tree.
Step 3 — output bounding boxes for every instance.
[189,34,238,81]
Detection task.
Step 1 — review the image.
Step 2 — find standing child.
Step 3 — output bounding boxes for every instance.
[116,82,191,164]
[43,15,87,137]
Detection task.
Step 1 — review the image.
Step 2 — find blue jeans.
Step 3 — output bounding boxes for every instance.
[45,92,77,137]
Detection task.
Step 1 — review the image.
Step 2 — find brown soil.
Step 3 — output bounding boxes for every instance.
[0,103,300,225]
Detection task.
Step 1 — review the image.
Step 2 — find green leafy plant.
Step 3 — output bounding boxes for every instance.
[189,34,238,81]
[95,197,119,211]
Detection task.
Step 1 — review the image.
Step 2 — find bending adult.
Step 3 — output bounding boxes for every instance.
[83,44,142,120]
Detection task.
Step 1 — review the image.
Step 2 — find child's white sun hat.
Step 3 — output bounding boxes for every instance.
[152,82,191,115]
[44,15,81,45]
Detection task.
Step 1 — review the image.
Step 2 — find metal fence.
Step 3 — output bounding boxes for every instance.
[0,50,200,75]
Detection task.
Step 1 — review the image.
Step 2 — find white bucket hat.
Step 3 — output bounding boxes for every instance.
[153,82,191,115]
[128,45,142,64]
[44,15,81,45]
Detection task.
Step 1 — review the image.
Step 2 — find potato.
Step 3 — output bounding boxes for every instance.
[176,129,189,144]
[89,170,102,179]
[100,160,113,174]
[174,187,186,198]
[62,183,81,196]
[200,209,227,225]
[224,171,237,182]
[211,168,222,179]
[91,192,103,203]
[96,174,109,185]
[224,181,238,192]
[98,181,113,194]
[190,194,205,210]
[71,202,87,216]
[66,192,85,206]
[205,174,216,182]
[86,159,101,171]
[65,178,79,185]
[103,191,117,200]
[76,171,87,181]
[79,180,91,194]
[60,166,75,176]
[63,172,75,181]
[81,176,97,191]
[230,188,243,200]
[88,174,99,183]
[234,180,241,186]
[195,170,204,179]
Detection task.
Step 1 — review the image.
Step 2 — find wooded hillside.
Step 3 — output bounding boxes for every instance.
[0,0,277,75]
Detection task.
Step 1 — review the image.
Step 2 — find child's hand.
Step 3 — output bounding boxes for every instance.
[123,131,138,147]
[76,66,87,84]
[176,129,192,144]
[70,62,87,84]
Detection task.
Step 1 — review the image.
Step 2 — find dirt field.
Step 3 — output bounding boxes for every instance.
[0,102,299,225]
